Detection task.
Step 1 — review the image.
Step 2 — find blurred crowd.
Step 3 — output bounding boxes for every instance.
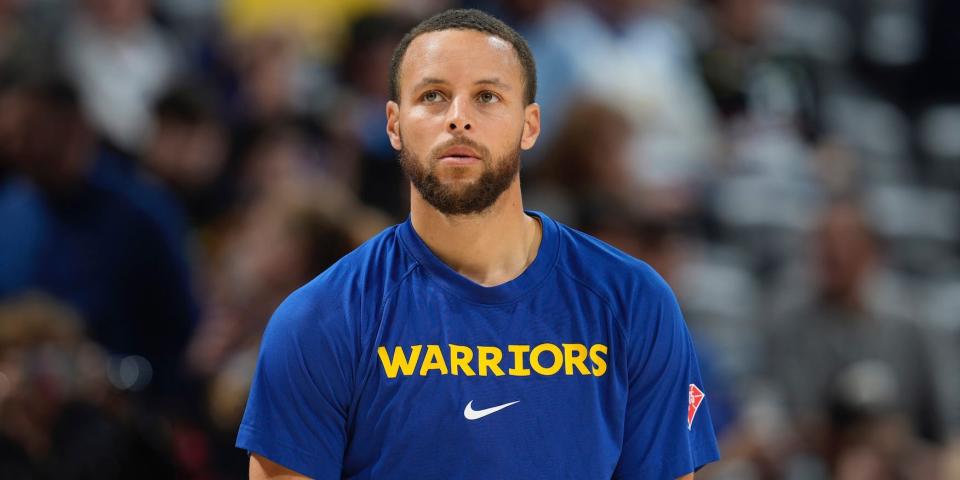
[0,0,957,478]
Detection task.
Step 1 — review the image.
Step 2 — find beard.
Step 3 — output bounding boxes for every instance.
[400,137,520,216]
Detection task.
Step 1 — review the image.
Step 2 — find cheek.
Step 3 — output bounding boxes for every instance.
[400,109,443,150]
[491,113,526,148]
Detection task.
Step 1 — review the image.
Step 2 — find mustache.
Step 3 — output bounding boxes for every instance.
[428,136,491,162]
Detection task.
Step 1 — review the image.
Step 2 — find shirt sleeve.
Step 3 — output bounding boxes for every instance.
[614,272,721,479]
[236,282,357,479]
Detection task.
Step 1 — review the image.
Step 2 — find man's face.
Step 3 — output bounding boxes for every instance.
[386,29,540,215]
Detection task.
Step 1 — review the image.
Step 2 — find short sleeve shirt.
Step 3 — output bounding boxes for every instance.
[237,211,720,479]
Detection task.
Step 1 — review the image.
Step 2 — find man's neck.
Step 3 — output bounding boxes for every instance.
[409,178,542,287]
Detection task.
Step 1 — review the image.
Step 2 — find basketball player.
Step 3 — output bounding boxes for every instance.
[237,9,720,479]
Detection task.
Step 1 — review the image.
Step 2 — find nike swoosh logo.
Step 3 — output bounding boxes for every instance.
[463,400,520,420]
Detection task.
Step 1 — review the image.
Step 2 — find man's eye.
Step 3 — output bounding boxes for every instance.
[478,91,500,104]
[422,91,443,103]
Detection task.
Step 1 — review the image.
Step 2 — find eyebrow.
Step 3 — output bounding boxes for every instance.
[475,78,511,90]
[411,77,512,91]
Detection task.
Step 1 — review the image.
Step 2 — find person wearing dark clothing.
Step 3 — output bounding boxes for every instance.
[0,79,197,397]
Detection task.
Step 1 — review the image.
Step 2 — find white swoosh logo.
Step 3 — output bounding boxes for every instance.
[463,400,520,420]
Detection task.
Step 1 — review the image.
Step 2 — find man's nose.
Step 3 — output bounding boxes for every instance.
[446,96,472,132]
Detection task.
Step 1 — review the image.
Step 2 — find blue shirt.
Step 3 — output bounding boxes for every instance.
[237,211,720,479]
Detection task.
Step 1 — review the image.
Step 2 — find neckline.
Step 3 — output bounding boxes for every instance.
[397,210,560,305]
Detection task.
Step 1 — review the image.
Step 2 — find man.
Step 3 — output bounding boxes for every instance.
[237,9,719,479]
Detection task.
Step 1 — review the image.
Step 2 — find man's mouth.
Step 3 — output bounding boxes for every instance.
[439,145,481,160]
[438,155,481,165]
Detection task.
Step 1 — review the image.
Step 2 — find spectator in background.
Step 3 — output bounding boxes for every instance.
[0,78,197,399]
[536,0,719,205]
[0,294,176,480]
[695,0,826,288]
[62,0,181,155]
[767,198,944,478]
[697,0,821,138]
[224,30,344,201]
[144,84,232,229]
[234,120,326,202]
[230,30,303,125]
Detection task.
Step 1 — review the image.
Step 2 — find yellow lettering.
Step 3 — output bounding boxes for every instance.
[562,343,590,375]
[477,346,505,376]
[378,343,605,378]
[507,345,531,376]
[448,344,476,376]
[530,343,563,375]
[589,344,608,376]
[418,344,448,376]
[377,345,422,378]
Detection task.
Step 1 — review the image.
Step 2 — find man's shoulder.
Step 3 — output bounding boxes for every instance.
[272,223,417,325]
[554,221,666,286]
[552,220,675,311]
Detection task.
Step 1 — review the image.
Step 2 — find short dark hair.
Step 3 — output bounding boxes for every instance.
[389,9,537,105]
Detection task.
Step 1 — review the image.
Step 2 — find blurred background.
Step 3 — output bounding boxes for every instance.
[0,0,958,478]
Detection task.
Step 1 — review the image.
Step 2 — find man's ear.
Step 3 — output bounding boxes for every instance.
[386,100,402,150]
[520,102,541,151]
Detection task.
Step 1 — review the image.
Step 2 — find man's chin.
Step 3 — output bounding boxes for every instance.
[415,179,503,216]
[433,163,484,180]
[434,176,482,190]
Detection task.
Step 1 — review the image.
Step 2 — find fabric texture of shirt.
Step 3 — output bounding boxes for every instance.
[237,211,720,479]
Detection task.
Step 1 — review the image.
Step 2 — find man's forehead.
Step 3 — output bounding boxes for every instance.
[401,29,522,88]
[412,29,514,56]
